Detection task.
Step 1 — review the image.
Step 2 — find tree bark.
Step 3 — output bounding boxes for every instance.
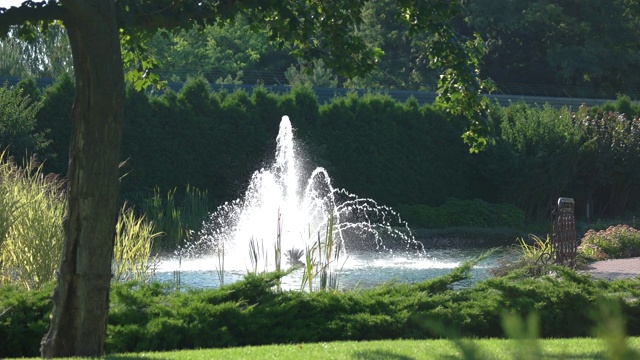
[40,0,124,357]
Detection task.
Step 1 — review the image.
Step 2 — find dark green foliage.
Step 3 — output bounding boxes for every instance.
[110,80,476,213]
[140,185,209,251]
[399,198,525,229]
[0,283,53,358]
[103,269,640,353]
[34,73,75,175]
[0,80,49,158]
[316,93,472,206]
[574,104,640,218]
[465,0,640,99]
[22,76,640,226]
[474,103,584,221]
[3,265,640,357]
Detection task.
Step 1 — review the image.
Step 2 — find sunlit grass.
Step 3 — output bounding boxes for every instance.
[19,337,637,359]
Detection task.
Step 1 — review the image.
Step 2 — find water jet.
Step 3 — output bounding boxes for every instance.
[156,116,506,290]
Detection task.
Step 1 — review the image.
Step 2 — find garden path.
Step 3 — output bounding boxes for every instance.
[584,257,640,281]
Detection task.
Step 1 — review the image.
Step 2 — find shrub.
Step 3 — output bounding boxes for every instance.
[0,81,49,157]
[578,225,640,260]
[3,263,640,357]
[399,198,525,229]
[0,284,54,358]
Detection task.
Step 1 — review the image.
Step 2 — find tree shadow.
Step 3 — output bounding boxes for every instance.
[105,355,170,360]
[352,349,415,360]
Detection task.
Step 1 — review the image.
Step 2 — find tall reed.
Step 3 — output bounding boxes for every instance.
[248,236,268,275]
[0,153,160,289]
[214,241,225,286]
[274,209,282,291]
[300,212,345,292]
[0,154,65,289]
[112,204,161,283]
[142,185,209,252]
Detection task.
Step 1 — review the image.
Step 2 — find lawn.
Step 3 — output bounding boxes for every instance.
[41,337,637,359]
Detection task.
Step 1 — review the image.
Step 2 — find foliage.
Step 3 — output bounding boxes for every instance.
[147,14,291,84]
[113,204,161,283]
[24,76,640,226]
[574,106,640,217]
[285,59,338,88]
[474,103,584,221]
[509,234,555,277]
[12,75,640,228]
[0,153,159,289]
[399,198,525,229]
[3,263,640,357]
[517,234,553,263]
[0,283,54,358]
[33,73,74,174]
[300,213,345,292]
[465,0,640,98]
[4,0,640,103]
[0,153,65,290]
[578,225,640,261]
[0,80,49,157]
[140,185,209,252]
[0,23,72,78]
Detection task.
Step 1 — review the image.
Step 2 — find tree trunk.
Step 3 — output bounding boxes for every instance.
[40,0,124,357]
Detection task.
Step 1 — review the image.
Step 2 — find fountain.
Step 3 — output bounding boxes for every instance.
[155,116,507,290]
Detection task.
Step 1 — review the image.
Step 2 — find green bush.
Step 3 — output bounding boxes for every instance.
[103,264,639,353]
[3,264,640,358]
[0,283,53,358]
[0,81,49,157]
[35,73,75,176]
[578,225,640,260]
[399,198,525,229]
[26,75,640,225]
[474,103,584,221]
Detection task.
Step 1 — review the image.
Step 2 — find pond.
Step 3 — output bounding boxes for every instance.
[153,246,517,291]
[159,115,520,291]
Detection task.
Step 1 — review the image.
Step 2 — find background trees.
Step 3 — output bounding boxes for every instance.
[1,0,489,357]
[465,0,640,98]
[5,75,635,224]
[0,23,72,79]
[3,0,640,99]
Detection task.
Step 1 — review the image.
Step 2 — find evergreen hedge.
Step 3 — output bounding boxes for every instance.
[2,268,639,357]
[20,75,640,222]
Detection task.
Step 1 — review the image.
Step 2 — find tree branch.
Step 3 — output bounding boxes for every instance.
[0,1,66,36]
[115,0,244,32]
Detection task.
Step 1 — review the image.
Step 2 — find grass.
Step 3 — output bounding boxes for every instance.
[0,154,159,289]
[14,337,640,359]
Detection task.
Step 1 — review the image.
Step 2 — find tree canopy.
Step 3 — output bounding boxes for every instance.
[0,0,491,357]
[465,0,640,97]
